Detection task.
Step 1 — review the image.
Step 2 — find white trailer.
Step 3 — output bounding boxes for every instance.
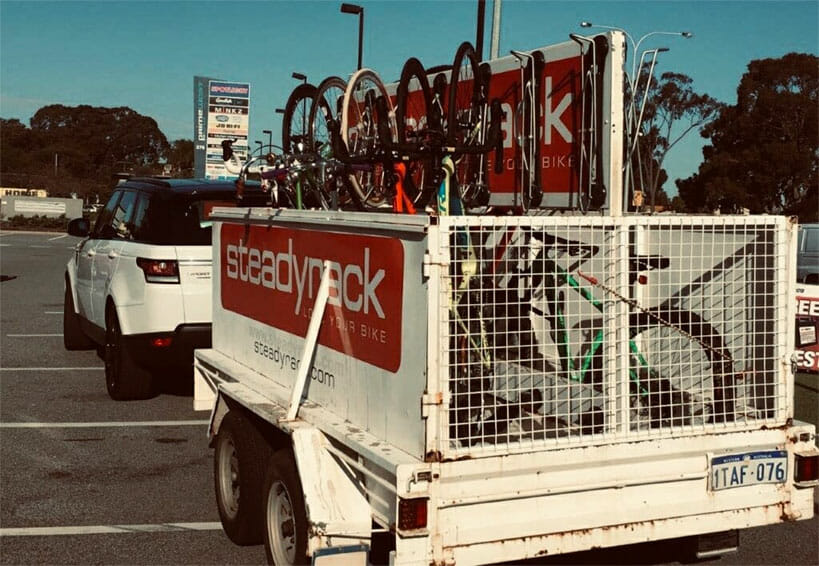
[195,209,818,565]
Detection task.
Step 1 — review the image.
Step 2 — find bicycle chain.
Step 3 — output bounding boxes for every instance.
[576,271,734,363]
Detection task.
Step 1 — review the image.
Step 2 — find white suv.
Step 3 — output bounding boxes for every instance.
[64,177,266,400]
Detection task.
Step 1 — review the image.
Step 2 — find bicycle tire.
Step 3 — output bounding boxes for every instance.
[629,309,735,428]
[447,42,489,209]
[341,69,396,210]
[282,83,317,154]
[307,76,354,210]
[396,57,435,208]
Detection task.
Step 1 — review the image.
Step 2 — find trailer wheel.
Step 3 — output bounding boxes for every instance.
[263,448,308,565]
[214,411,269,545]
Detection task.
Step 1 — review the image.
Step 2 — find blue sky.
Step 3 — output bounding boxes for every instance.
[1,0,817,193]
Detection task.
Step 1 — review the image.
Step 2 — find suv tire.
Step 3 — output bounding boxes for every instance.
[63,279,94,351]
[105,306,154,401]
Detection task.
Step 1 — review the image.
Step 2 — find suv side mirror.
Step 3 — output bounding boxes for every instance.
[67,217,90,237]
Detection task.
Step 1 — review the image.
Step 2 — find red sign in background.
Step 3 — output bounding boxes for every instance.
[220,224,405,372]
[795,291,819,371]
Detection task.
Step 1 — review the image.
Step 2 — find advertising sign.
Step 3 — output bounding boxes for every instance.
[795,283,819,372]
[193,76,213,179]
[219,223,404,372]
[206,80,251,180]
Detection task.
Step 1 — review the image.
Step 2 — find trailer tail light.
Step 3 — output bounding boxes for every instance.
[136,258,179,284]
[794,453,819,485]
[150,336,173,348]
[398,497,428,531]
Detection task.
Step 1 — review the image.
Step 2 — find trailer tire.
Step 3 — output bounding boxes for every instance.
[263,448,308,565]
[214,411,269,545]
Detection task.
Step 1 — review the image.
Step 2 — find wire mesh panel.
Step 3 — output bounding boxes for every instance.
[433,216,792,457]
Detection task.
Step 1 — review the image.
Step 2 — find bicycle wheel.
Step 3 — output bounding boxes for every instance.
[308,76,353,209]
[396,57,435,208]
[447,43,488,209]
[282,83,317,154]
[341,69,396,210]
[629,309,734,429]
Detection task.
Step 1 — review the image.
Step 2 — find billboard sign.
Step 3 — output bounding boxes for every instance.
[193,77,251,180]
[206,81,251,180]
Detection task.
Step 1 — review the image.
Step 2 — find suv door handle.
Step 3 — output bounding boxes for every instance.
[86,250,96,257]
[108,250,118,259]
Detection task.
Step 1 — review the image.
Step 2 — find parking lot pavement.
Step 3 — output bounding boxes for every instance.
[0,231,267,564]
[0,230,816,566]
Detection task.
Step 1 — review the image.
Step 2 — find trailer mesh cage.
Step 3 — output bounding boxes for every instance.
[432,216,792,457]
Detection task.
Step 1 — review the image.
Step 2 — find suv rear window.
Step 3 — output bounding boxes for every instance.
[138,194,233,245]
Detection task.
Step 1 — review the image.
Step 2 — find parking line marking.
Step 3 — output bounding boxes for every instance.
[48,234,68,241]
[0,421,209,429]
[0,522,223,537]
[0,367,104,371]
[44,311,62,314]
[7,334,62,337]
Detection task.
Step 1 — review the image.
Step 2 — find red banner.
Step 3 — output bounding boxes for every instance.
[220,224,404,372]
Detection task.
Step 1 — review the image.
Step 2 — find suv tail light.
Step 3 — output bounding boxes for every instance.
[136,258,179,284]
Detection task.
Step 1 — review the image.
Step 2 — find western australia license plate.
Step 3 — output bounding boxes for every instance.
[710,450,788,491]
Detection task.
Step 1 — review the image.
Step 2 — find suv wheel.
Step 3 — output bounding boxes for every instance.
[105,306,154,401]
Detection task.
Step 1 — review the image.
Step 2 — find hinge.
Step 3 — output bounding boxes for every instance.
[421,391,443,418]
[422,252,450,278]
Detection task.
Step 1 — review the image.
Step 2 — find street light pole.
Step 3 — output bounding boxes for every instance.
[579,22,692,211]
[262,129,272,149]
[340,3,364,70]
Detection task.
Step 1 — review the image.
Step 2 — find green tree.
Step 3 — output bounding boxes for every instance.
[627,70,723,211]
[1,105,171,200]
[167,139,194,177]
[677,53,818,220]
[29,105,169,178]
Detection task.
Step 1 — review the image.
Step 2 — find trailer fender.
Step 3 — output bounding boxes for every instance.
[291,427,372,558]
[208,392,230,443]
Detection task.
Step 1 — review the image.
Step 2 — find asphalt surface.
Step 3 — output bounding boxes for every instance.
[0,230,817,566]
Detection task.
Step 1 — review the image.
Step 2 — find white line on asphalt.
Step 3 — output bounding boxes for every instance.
[48,234,68,241]
[0,421,209,428]
[0,367,104,371]
[45,311,62,314]
[0,522,223,537]
[7,334,62,337]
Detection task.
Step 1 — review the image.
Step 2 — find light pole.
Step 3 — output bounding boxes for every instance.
[579,22,692,211]
[580,22,692,87]
[255,140,263,155]
[262,129,272,149]
[292,72,307,84]
[340,3,364,70]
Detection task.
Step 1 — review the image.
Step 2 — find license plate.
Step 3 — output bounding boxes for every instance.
[710,450,788,491]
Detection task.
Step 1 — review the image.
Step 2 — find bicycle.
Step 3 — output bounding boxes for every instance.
[446,225,736,445]
[221,139,337,210]
[445,42,495,210]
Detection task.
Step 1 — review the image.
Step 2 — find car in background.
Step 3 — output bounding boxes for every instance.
[797,223,819,284]
[63,177,269,400]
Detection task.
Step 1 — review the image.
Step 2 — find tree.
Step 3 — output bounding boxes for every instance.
[1,105,170,199]
[626,70,723,211]
[677,53,818,221]
[29,105,169,176]
[167,139,194,177]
